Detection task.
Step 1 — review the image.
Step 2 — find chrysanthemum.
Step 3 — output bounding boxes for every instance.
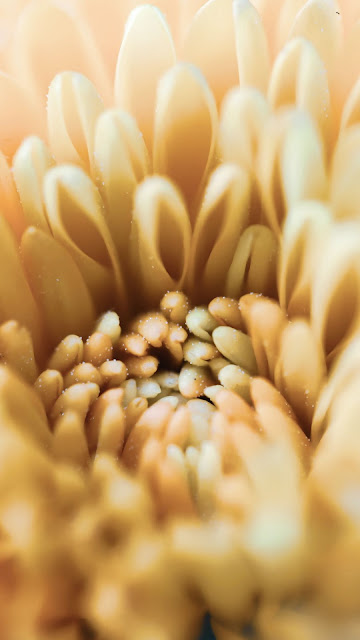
[0,0,360,639]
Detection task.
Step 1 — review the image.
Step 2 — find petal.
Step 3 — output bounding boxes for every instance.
[274,319,326,433]
[21,226,95,348]
[93,108,149,267]
[114,5,176,150]
[331,125,360,220]
[43,165,127,315]
[0,72,44,159]
[47,71,104,172]
[0,320,38,384]
[311,223,360,363]
[12,136,53,232]
[225,225,278,300]
[9,0,112,108]
[341,77,360,130]
[0,215,43,357]
[131,176,191,308]
[181,0,238,105]
[233,0,270,93]
[0,150,25,239]
[188,164,251,302]
[279,200,332,317]
[153,63,218,214]
[268,38,332,150]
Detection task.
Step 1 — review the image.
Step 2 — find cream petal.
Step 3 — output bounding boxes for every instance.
[47,71,104,172]
[279,200,332,317]
[0,216,43,358]
[268,38,331,149]
[0,71,43,159]
[131,176,191,308]
[93,108,149,268]
[114,5,176,150]
[280,110,328,210]
[43,164,127,315]
[21,226,95,348]
[311,223,360,363]
[331,125,360,220]
[188,163,250,302]
[233,0,270,93]
[12,136,54,232]
[9,0,112,108]
[274,319,326,433]
[333,20,360,126]
[341,77,360,130]
[225,225,278,300]
[153,62,218,215]
[0,150,25,239]
[181,0,238,105]
[218,87,270,171]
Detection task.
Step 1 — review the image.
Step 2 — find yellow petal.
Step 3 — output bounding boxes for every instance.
[0,321,38,384]
[0,215,43,357]
[0,150,25,239]
[188,163,251,302]
[274,319,326,433]
[114,5,176,150]
[93,108,149,267]
[233,0,270,93]
[12,136,53,232]
[331,125,360,220]
[21,226,95,348]
[47,71,104,172]
[181,0,238,106]
[43,164,127,315]
[218,86,270,171]
[153,63,218,214]
[268,38,331,149]
[341,76,360,131]
[225,225,278,300]
[279,200,332,317]
[10,0,112,108]
[131,176,191,308]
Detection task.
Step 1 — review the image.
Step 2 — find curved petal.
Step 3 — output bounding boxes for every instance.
[47,71,104,172]
[114,5,176,150]
[131,176,191,308]
[0,150,25,239]
[233,0,270,93]
[188,164,251,302]
[43,165,127,315]
[331,125,360,220]
[153,63,218,216]
[181,0,238,105]
[21,226,95,348]
[12,136,53,232]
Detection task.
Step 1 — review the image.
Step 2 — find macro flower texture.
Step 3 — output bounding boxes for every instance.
[1,0,360,638]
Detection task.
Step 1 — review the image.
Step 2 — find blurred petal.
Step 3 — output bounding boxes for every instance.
[153,63,218,215]
[0,150,25,239]
[21,226,95,347]
[0,71,43,158]
[331,125,360,220]
[47,71,104,172]
[181,0,238,105]
[114,5,176,150]
[189,164,251,302]
[0,320,38,384]
[43,164,127,314]
[12,136,53,232]
[131,176,191,308]
[233,0,270,93]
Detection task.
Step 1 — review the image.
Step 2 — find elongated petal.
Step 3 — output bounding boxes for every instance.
[0,71,43,158]
[94,109,149,266]
[0,321,38,384]
[153,63,218,214]
[188,164,250,302]
[0,150,25,239]
[0,215,43,356]
[114,5,176,149]
[131,177,191,308]
[10,0,112,108]
[331,125,360,220]
[47,71,104,172]
[12,136,53,232]
[181,0,238,105]
[268,38,331,149]
[43,164,127,314]
[21,226,95,347]
[233,0,270,93]
[225,225,278,300]
[279,200,332,317]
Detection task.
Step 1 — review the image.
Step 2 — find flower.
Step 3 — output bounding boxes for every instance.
[0,1,360,639]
